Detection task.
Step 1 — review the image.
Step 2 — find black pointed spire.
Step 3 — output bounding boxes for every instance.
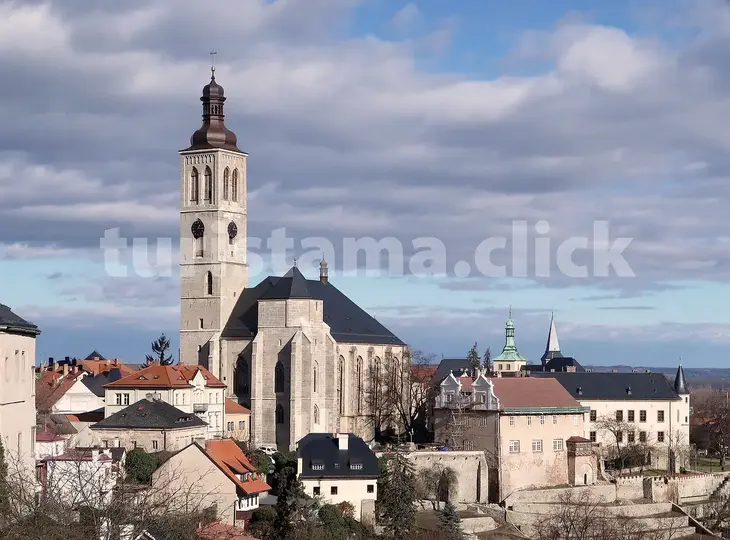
[185,65,242,153]
[674,364,689,395]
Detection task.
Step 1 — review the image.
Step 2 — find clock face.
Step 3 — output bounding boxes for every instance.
[191,219,205,239]
[228,221,238,239]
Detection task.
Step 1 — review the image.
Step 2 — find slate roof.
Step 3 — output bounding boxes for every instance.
[297,433,378,479]
[85,350,107,361]
[674,365,689,394]
[525,356,585,373]
[0,304,40,336]
[432,358,470,386]
[221,266,404,345]
[531,372,681,401]
[90,398,207,430]
[82,368,125,397]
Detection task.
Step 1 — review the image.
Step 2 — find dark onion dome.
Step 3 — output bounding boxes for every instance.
[184,67,243,153]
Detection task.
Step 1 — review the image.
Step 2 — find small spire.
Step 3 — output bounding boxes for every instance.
[509,305,512,319]
[293,257,298,268]
[210,50,217,78]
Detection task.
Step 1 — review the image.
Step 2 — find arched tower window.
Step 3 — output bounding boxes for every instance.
[232,169,238,202]
[276,404,284,424]
[223,167,230,200]
[313,361,318,393]
[235,357,249,395]
[275,361,285,393]
[338,356,345,415]
[190,168,199,203]
[313,404,320,424]
[206,271,213,295]
[204,166,212,203]
[356,357,363,414]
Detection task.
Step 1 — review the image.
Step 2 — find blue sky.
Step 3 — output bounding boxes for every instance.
[2,0,730,368]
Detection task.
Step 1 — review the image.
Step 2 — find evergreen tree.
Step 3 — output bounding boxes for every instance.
[379,450,416,540]
[466,342,480,377]
[439,500,464,540]
[145,333,174,365]
[482,346,492,374]
[274,461,305,540]
[0,440,7,520]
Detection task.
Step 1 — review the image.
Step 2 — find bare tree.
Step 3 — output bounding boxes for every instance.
[534,490,685,540]
[0,444,239,540]
[366,349,437,441]
[693,389,730,470]
[594,415,633,474]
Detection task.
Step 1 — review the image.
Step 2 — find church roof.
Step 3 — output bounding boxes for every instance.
[0,304,40,336]
[259,267,312,299]
[221,267,404,345]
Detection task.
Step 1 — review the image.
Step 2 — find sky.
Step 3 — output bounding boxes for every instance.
[2,0,730,367]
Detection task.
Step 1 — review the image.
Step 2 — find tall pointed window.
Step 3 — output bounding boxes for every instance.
[356,357,363,414]
[275,361,285,393]
[236,357,249,395]
[313,404,320,424]
[276,404,284,424]
[206,271,213,295]
[232,169,238,202]
[204,167,212,203]
[313,361,318,393]
[338,357,345,414]
[190,168,199,203]
[223,167,230,200]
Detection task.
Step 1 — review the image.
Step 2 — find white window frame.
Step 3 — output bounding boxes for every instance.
[509,440,520,453]
[532,439,543,453]
[553,439,564,452]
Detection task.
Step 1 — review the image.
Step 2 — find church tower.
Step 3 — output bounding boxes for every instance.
[179,66,248,378]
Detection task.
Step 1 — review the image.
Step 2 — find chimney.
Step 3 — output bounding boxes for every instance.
[112,358,119,367]
[337,433,348,451]
[320,259,328,285]
[62,364,69,377]
[64,356,70,363]
[48,357,54,366]
[51,362,57,373]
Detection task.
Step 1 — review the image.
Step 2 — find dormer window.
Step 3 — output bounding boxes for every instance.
[350,463,363,470]
[577,386,583,396]
[312,463,324,471]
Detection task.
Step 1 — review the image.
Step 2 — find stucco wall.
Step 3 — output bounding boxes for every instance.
[152,444,239,524]
[301,477,377,521]
[0,330,37,476]
[89,425,207,453]
[393,451,488,504]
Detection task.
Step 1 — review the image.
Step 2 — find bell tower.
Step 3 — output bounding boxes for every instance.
[179,65,248,379]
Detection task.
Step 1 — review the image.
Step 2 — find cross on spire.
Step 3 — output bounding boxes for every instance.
[210,50,217,76]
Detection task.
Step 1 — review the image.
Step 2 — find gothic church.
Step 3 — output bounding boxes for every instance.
[179,68,406,450]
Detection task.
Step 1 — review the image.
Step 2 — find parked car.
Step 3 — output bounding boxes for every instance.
[259,445,277,456]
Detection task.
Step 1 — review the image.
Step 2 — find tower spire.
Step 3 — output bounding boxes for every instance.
[185,61,242,153]
[674,362,689,395]
[541,313,562,366]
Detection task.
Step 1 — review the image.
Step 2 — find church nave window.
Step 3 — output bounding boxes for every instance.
[276,404,284,424]
[356,357,363,414]
[206,271,213,295]
[275,361,285,393]
[313,404,320,424]
[232,169,238,202]
[190,168,199,203]
[313,362,318,393]
[223,167,230,200]
[204,166,213,203]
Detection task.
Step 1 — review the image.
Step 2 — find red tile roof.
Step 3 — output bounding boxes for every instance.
[65,411,104,423]
[225,399,251,415]
[35,371,83,412]
[458,375,473,391]
[104,363,226,389]
[35,430,65,442]
[79,358,137,377]
[204,440,270,495]
[491,377,582,409]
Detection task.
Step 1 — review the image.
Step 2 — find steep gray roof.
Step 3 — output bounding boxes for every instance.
[674,365,689,394]
[259,267,312,299]
[0,304,40,336]
[90,399,207,430]
[432,358,470,386]
[297,433,378,479]
[85,350,107,360]
[532,372,681,401]
[221,267,404,345]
